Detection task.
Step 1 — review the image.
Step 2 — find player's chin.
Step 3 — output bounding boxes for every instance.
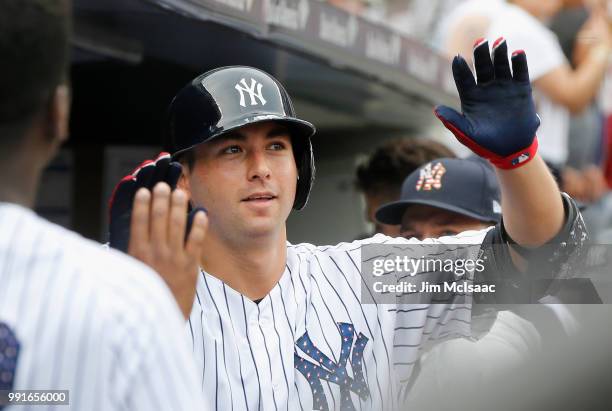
[242,219,282,238]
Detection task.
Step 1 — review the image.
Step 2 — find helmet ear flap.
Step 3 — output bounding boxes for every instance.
[293,137,315,210]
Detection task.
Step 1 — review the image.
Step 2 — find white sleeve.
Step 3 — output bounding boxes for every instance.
[404,311,541,409]
[114,286,209,410]
[123,328,207,411]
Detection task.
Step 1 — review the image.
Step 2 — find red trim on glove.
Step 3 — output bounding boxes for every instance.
[492,37,505,49]
[129,159,152,176]
[108,175,132,220]
[434,109,538,170]
[473,37,486,48]
[489,138,538,169]
[108,152,172,218]
[127,152,170,176]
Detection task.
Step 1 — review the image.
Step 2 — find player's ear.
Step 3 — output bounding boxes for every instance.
[47,84,70,146]
[177,168,192,197]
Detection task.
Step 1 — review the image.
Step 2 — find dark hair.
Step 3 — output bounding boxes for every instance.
[177,149,196,170]
[355,138,456,194]
[0,0,71,142]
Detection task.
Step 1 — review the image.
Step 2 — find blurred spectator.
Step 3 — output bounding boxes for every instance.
[606,115,612,186]
[551,1,590,66]
[437,0,612,240]
[328,0,367,15]
[354,138,455,236]
[562,165,608,202]
[600,0,612,188]
[437,0,612,169]
[550,1,606,171]
[384,0,462,41]
[328,0,387,22]
[549,1,612,241]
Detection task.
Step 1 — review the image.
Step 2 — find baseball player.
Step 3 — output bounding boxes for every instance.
[0,1,208,409]
[375,157,501,241]
[109,39,587,410]
[374,157,583,407]
[376,155,581,318]
[354,138,455,237]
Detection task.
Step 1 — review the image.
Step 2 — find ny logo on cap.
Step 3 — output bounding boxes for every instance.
[235,78,267,107]
[416,162,446,191]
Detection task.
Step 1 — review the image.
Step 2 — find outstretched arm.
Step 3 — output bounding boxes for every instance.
[495,157,563,247]
[435,38,564,249]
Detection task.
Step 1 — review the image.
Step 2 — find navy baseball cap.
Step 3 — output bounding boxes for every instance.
[375,157,502,225]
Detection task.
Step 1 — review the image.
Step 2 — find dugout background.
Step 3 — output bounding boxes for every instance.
[36,0,461,245]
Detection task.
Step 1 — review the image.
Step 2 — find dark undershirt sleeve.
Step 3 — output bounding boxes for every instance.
[473,192,591,307]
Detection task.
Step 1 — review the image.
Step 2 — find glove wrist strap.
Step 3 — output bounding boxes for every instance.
[434,110,539,170]
[488,137,538,170]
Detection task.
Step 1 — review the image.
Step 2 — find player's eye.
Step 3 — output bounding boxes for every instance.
[268,141,286,150]
[221,145,242,154]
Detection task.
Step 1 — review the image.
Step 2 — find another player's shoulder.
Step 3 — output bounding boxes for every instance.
[0,203,178,320]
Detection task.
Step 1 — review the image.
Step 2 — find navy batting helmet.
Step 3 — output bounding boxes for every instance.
[164,66,316,210]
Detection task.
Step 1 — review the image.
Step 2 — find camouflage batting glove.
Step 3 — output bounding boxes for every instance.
[435,38,540,169]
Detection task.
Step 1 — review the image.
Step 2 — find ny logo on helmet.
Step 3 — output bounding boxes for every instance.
[235,78,267,107]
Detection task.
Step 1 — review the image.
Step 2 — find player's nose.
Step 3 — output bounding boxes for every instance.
[247,149,271,181]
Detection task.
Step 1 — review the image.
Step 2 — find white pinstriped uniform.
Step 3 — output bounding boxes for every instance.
[0,203,207,411]
[188,229,493,411]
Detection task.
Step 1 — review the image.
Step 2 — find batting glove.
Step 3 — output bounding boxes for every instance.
[435,38,540,169]
[108,152,183,253]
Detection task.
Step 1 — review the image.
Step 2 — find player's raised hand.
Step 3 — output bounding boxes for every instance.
[108,153,182,252]
[129,183,208,319]
[434,38,541,169]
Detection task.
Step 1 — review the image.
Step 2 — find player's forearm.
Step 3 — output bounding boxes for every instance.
[546,47,611,114]
[495,155,564,247]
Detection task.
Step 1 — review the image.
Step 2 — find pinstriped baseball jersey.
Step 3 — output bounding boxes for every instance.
[188,229,493,411]
[0,203,207,411]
